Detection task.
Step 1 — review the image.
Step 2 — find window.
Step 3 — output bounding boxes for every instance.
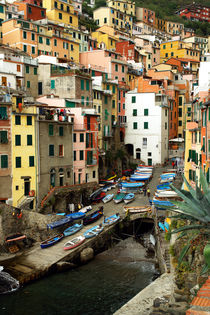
[15,115,21,125]
[112,100,115,108]
[27,81,30,88]
[29,156,34,167]
[144,109,148,116]
[60,3,63,9]
[143,138,147,146]
[54,39,57,46]
[93,170,96,178]
[16,157,21,168]
[69,16,72,23]
[0,5,4,13]
[133,122,138,129]
[26,65,29,74]
[49,145,54,156]
[86,80,89,91]
[81,79,84,90]
[73,133,76,142]
[59,126,64,136]
[133,109,137,116]
[81,96,85,106]
[112,85,115,93]
[80,133,84,142]
[163,44,166,49]
[165,53,168,58]
[48,124,54,136]
[59,145,64,157]
[46,38,50,45]
[104,17,107,23]
[59,13,62,19]
[165,122,167,129]
[179,120,182,126]
[144,122,148,129]
[0,131,8,144]
[79,150,84,160]
[104,95,108,104]
[41,10,45,17]
[122,65,124,73]
[132,96,136,103]
[203,137,205,152]
[51,80,55,89]
[67,6,69,12]
[39,36,43,44]
[17,65,21,72]
[115,64,118,71]
[1,155,8,168]
[31,33,35,41]
[15,134,21,146]
[0,107,7,120]
[23,31,27,39]
[74,151,76,161]
[27,135,32,146]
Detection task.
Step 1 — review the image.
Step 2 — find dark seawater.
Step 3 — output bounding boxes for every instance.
[0,240,157,315]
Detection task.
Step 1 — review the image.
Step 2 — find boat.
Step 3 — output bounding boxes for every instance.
[160,174,176,179]
[66,212,86,220]
[78,205,92,213]
[89,187,103,199]
[124,205,152,214]
[40,233,64,249]
[155,191,178,198]
[153,198,175,207]
[84,224,104,239]
[47,216,73,229]
[130,175,150,181]
[83,207,104,226]
[63,223,83,237]
[6,233,26,243]
[102,194,114,203]
[91,192,106,203]
[160,177,174,184]
[138,164,153,169]
[63,235,85,250]
[121,182,144,188]
[156,183,171,190]
[113,193,126,204]
[103,214,120,226]
[123,193,135,204]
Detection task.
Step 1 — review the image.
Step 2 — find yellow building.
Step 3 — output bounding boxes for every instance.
[93,87,103,149]
[103,80,118,123]
[0,0,6,43]
[12,96,37,209]
[94,1,134,36]
[91,29,118,50]
[43,0,78,28]
[184,122,201,189]
[160,40,201,63]
[165,21,184,36]
[155,18,166,32]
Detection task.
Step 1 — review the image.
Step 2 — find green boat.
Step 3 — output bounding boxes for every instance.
[113,193,126,204]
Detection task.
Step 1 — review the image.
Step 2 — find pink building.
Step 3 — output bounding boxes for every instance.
[80,50,128,82]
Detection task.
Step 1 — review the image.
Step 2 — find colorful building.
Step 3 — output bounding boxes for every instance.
[165,21,184,36]
[14,0,46,21]
[175,4,210,23]
[91,29,118,50]
[136,7,155,26]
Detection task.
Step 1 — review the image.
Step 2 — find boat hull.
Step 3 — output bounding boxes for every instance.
[63,224,83,237]
[40,234,64,249]
[63,236,85,250]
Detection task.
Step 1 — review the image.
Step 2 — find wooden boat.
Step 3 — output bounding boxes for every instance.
[83,207,104,226]
[124,205,152,214]
[103,214,120,226]
[89,188,103,201]
[160,177,174,184]
[63,235,85,251]
[138,164,153,169]
[92,192,106,203]
[160,173,176,179]
[66,212,86,220]
[6,233,26,243]
[156,183,171,190]
[155,191,177,198]
[123,193,135,204]
[130,175,151,181]
[63,223,83,237]
[113,193,126,204]
[84,224,104,239]
[47,216,73,229]
[78,205,92,213]
[40,233,64,249]
[153,198,175,207]
[121,182,144,188]
[102,194,114,203]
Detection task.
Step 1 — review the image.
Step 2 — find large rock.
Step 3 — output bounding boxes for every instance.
[80,247,94,263]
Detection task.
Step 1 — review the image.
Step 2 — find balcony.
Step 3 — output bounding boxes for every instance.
[155,95,168,107]
[86,159,97,167]
[38,108,73,123]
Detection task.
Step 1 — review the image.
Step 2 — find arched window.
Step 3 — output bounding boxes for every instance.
[136,148,141,160]
[50,168,56,187]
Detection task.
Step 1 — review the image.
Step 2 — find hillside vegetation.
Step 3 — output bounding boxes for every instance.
[93,0,210,36]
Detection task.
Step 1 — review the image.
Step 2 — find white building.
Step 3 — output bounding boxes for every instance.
[125,89,169,165]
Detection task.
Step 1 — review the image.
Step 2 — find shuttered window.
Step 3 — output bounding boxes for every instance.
[29,156,34,167]
[49,145,54,156]
[15,135,21,146]
[16,157,21,168]
[27,116,32,125]
[1,155,8,168]
[0,131,8,143]
[59,126,64,136]
[49,124,54,136]
[0,107,7,120]
[27,135,32,146]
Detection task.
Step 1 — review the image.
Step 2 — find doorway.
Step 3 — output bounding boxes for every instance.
[24,180,30,196]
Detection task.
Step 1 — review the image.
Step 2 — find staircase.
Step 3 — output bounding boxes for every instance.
[17,195,34,210]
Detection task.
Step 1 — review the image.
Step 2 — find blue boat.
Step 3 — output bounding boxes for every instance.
[153,198,174,207]
[130,176,150,181]
[66,212,86,220]
[121,182,144,188]
[47,216,73,229]
[103,214,120,226]
[157,183,171,190]
[160,174,175,179]
[40,233,64,249]
[83,207,104,226]
[124,193,135,204]
[63,223,83,237]
[84,224,104,238]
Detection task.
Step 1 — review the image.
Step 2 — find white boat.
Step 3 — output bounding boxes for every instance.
[124,205,152,213]
[123,193,135,204]
[155,191,178,198]
[102,194,114,203]
[160,177,174,184]
[79,205,92,213]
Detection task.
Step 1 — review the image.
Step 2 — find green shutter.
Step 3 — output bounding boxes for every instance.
[208,140,210,153]
[49,145,54,156]
[15,115,21,125]
[81,79,84,90]
[15,135,21,146]
[144,122,148,129]
[144,109,148,116]
[86,133,89,147]
[81,96,85,105]
[133,122,137,129]
[86,80,89,91]
[91,133,93,147]
[189,149,192,159]
[132,96,136,103]
[27,135,32,145]
[49,124,54,136]
[59,126,64,136]
[80,133,84,142]
[1,155,8,168]
[16,157,21,168]
[112,85,115,93]
[26,65,29,73]
[86,97,89,106]
[0,131,8,143]
[27,116,32,125]
[105,96,108,104]
[133,109,137,116]
[51,80,55,89]
[0,107,7,119]
[29,156,34,167]
[209,108,210,121]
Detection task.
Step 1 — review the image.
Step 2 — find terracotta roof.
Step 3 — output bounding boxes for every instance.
[177,58,200,63]
[186,277,210,315]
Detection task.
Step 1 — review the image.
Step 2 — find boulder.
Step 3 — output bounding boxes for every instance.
[80,247,94,263]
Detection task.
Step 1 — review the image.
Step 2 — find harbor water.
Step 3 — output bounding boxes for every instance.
[0,238,158,315]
